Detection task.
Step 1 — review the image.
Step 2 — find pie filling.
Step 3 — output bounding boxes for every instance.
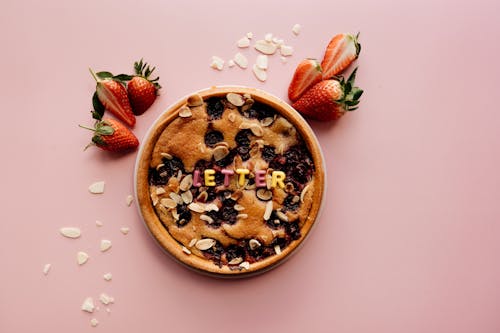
[147,92,315,269]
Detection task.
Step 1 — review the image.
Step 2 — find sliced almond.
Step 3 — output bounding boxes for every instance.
[228,59,235,68]
[204,203,219,212]
[156,187,166,195]
[103,273,112,281]
[95,220,103,227]
[256,54,268,70]
[249,239,261,250]
[120,227,130,235]
[179,106,192,118]
[126,194,134,207]
[182,246,191,255]
[276,210,289,222]
[43,263,51,275]
[60,227,81,239]
[238,122,252,130]
[100,239,112,252]
[228,113,236,122]
[234,204,245,211]
[77,251,89,265]
[160,198,177,209]
[156,163,165,171]
[99,293,114,305]
[254,40,277,55]
[239,261,250,270]
[200,214,214,224]
[189,238,197,248]
[161,152,173,159]
[228,257,243,265]
[234,52,248,69]
[246,32,254,39]
[179,174,193,191]
[249,124,264,137]
[210,56,224,71]
[197,191,208,202]
[195,238,216,251]
[187,94,204,107]
[237,36,250,48]
[280,45,294,56]
[260,117,274,127]
[213,146,229,161]
[88,181,105,194]
[188,202,205,213]
[280,56,288,63]
[264,33,273,42]
[256,189,272,201]
[181,191,193,204]
[237,213,248,220]
[300,184,310,203]
[292,195,300,204]
[169,192,183,204]
[171,208,179,221]
[263,201,273,220]
[150,192,159,206]
[274,245,282,255]
[252,64,267,82]
[90,319,99,327]
[226,93,245,107]
[81,297,95,313]
[292,23,301,35]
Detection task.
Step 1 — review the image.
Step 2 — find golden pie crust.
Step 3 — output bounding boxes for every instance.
[135,86,325,277]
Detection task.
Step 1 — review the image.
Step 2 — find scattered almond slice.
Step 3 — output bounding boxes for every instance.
[237,36,250,48]
[100,240,112,252]
[77,251,89,265]
[246,32,254,39]
[95,220,103,227]
[182,246,191,255]
[252,64,267,82]
[256,54,268,70]
[228,59,235,68]
[126,194,134,207]
[88,181,105,194]
[280,45,294,56]
[120,227,130,235]
[43,263,51,275]
[239,261,250,270]
[292,23,301,35]
[103,273,112,281]
[59,227,81,239]
[210,56,224,70]
[99,293,114,305]
[234,52,248,69]
[274,245,282,255]
[81,297,95,313]
[254,40,277,55]
[195,238,216,250]
[264,33,273,42]
[280,56,287,63]
[90,318,99,327]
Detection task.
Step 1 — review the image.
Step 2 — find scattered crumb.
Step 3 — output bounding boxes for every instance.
[103,273,112,281]
[59,227,81,239]
[100,240,112,252]
[126,194,134,207]
[88,181,105,194]
[280,45,294,56]
[120,227,130,235]
[99,293,115,305]
[292,23,301,36]
[77,251,89,265]
[280,56,288,63]
[81,297,95,313]
[43,263,51,275]
[90,318,99,327]
[95,220,103,227]
[264,33,273,42]
[210,56,224,70]
[106,308,111,314]
[246,32,253,39]
[237,36,250,48]
[228,59,235,68]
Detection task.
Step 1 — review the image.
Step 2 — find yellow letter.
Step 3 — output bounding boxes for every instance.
[235,168,250,186]
[204,169,216,186]
[271,171,286,189]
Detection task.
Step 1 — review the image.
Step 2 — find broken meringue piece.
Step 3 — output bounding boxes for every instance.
[90,318,99,327]
[43,263,51,275]
[99,293,114,305]
[120,227,130,235]
[81,297,95,313]
[292,23,301,35]
[126,194,134,206]
[228,59,235,68]
[210,56,224,70]
[246,32,254,39]
[77,251,89,265]
[59,227,81,239]
[103,273,112,281]
[95,220,103,227]
[100,240,112,252]
[88,181,105,194]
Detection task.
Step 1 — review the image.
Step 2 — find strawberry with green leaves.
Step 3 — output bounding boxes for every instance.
[288,58,323,102]
[321,33,361,79]
[80,117,139,153]
[89,69,136,127]
[127,59,161,115]
[292,68,363,121]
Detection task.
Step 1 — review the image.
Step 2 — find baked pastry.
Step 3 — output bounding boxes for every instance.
[135,86,325,277]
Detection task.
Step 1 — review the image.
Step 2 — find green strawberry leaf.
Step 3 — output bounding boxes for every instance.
[96,71,113,79]
[92,92,105,120]
[96,125,114,135]
[113,74,134,81]
[92,135,107,146]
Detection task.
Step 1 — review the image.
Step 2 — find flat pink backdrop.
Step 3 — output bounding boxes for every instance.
[1,0,500,332]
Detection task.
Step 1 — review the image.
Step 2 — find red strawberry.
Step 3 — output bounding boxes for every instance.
[80,118,139,152]
[127,59,161,115]
[321,33,361,79]
[292,68,363,121]
[288,58,323,102]
[89,68,136,127]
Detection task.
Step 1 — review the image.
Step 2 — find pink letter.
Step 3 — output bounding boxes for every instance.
[255,170,266,187]
[221,169,234,187]
[193,170,202,187]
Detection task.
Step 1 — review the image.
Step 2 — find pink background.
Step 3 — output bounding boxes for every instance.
[1,0,500,332]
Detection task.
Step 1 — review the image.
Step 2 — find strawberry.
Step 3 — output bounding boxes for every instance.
[80,118,139,152]
[89,68,136,127]
[321,33,361,79]
[292,68,363,121]
[288,58,323,102]
[127,59,161,115]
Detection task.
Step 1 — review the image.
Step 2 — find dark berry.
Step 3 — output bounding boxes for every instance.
[176,204,192,227]
[206,97,225,120]
[219,206,238,225]
[149,156,185,186]
[235,129,252,146]
[285,220,301,240]
[261,145,276,162]
[225,245,246,264]
[204,131,224,147]
[242,102,276,120]
[283,195,300,212]
[214,149,236,167]
[236,145,250,161]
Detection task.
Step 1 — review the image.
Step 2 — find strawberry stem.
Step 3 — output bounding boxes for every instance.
[88,68,101,83]
[78,124,96,132]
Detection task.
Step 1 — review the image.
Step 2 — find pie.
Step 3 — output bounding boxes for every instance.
[135,86,325,277]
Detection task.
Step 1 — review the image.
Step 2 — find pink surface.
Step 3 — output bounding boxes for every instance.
[1,0,500,332]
